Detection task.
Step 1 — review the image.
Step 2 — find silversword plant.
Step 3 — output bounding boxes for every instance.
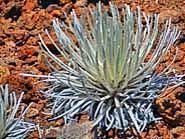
[0,84,38,139]
[23,2,185,134]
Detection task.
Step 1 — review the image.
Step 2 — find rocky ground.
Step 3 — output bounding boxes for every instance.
[0,0,185,138]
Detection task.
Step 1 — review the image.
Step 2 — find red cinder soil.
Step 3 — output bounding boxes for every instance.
[0,0,185,138]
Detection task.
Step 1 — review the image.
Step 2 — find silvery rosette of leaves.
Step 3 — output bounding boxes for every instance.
[23,2,185,133]
[0,84,38,139]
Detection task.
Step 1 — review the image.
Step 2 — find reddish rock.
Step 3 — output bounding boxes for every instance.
[18,45,37,58]
[22,0,37,12]
[59,0,71,5]
[27,36,38,46]
[159,9,182,24]
[5,29,29,40]
[175,51,184,62]
[31,13,40,22]
[73,0,87,8]
[0,0,185,138]
[179,43,185,51]
[51,10,61,17]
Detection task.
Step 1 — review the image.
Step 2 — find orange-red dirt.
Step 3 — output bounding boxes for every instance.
[0,0,185,138]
